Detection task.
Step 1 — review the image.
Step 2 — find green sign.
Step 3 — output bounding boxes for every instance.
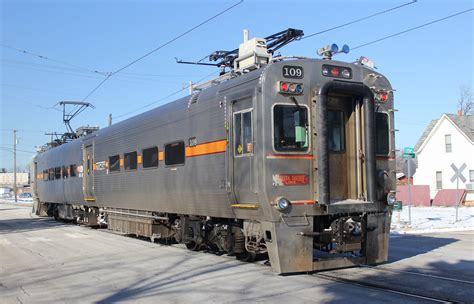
[402,147,415,159]
[393,201,403,211]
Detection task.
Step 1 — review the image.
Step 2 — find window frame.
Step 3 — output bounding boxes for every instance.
[164,141,186,167]
[54,167,61,180]
[271,103,311,154]
[109,155,121,173]
[124,151,138,171]
[233,108,254,157]
[142,146,159,169]
[436,171,443,190]
[445,134,452,153]
[327,109,346,153]
[375,111,391,156]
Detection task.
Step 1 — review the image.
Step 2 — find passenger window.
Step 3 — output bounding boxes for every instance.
[165,141,185,166]
[273,105,308,152]
[70,164,77,177]
[328,110,345,152]
[49,168,54,180]
[142,147,158,168]
[109,155,120,172]
[124,151,138,170]
[54,167,61,179]
[234,110,253,155]
[62,166,68,179]
[43,170,48,181]
[375,113,390,155]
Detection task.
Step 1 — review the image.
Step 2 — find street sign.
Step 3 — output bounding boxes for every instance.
[393,201,403,211]
[402,147,416,159]
[450,163,467,183]
[450,162,466,222]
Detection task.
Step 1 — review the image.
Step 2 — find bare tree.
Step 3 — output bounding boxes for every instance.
[458,86,473,115]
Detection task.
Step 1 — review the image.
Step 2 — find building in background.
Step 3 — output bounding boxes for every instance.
[0,172,30,195]
[413,113,474,205]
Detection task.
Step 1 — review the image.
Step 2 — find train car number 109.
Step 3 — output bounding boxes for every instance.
[282,65,303,79]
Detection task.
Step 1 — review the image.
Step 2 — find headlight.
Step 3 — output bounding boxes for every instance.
[275,197,291,212]
[387,193,396,205]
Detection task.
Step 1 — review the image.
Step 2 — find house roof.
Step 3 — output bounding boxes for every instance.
[414,114,474,152]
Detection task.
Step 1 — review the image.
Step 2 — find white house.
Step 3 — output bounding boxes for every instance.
[413,113,474,201]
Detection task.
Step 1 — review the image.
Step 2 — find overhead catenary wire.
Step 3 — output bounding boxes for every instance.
[0,44,110,76]
[302,0,418,40]
[351,8,474,50]
[81,0,244,102]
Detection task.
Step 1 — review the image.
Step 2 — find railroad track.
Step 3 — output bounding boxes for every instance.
[315,272,456,303]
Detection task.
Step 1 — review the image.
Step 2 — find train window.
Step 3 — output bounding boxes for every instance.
[165,141,185,166]
[142,147,158,168]
[375,112,390,155]
[234,110,253,155]
[273,105,308,152]
[54,167,61,179]
[70,164,77,177]
[327,110,345,152]
[124,151,138,170]
[62,166,68,179]
[109,155,120,172]
[49,168,54,180]
[43,170,48,181]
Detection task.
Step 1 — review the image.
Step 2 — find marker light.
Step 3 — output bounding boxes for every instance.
[330,67,339,76]
[377,92,389,102]
[279,81,303,94]
[295,84,303,94]
[280,82,289,92]
[322,64,352,79]
[387,193,396,206]
[341,44,350,54]
[341,69,351,79]
[289,83,297,93]
[322,67,329,76]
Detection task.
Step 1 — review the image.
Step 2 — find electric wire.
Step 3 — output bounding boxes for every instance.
[0,44,109,76]
[302,0,418,40]
[81,0,244,102]
[0,146,36,154]
[351,8,474,50]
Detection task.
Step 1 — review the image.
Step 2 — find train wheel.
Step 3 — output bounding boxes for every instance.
[185,241,200,251]
[236,251,256,262]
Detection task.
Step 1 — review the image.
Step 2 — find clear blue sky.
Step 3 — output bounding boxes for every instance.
[1,0,473,169]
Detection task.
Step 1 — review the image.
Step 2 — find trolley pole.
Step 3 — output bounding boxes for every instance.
[13,129,17,203]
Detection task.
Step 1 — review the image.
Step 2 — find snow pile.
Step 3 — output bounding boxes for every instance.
[391,206,474,234]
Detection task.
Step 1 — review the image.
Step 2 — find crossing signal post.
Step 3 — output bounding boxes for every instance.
[403,147,416,225]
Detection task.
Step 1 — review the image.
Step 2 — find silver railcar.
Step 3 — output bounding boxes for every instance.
[32,56,396,274]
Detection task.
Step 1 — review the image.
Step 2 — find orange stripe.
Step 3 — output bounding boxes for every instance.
[266,154,313,160]
[137,155,142,164]
[119,159,124,167]
[158,151,164,161]
[186,139,227,158]
[291,200,317,205]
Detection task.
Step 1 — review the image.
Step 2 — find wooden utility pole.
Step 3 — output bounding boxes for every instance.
[13,129,17,202]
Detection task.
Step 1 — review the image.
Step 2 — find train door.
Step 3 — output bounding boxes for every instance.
[232,97,257,204]
[327,95,360,201]
[83,143,95,202]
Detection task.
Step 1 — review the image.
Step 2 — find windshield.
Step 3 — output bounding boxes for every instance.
[273,105,309,152]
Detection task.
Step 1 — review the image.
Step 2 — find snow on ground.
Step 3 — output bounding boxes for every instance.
[391,206,474,234]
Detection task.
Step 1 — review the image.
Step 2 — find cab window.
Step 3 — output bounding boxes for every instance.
[376,112,390,155]
[273,105,308,152]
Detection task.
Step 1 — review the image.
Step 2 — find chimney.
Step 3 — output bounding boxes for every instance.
[457,109,462,116]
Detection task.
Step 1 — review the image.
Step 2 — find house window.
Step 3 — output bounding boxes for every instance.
[124,151,137,171]
[470,170,474,183]
[445,134,452,153]
[165,141,185,166]
[436,171,442,189]
[109,155,120,172]
[142,147,158,168]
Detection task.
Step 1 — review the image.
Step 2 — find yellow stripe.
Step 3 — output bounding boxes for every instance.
[84,198,96,201]
[186,139,227,157]
[231,203,259,209]
[137,154,142,164]
[119,159,124,167]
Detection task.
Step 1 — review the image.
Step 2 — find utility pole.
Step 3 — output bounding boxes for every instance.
[108,113,112,126]
[13,129,17,203]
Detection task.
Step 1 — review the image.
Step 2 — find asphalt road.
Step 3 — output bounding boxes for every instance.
[1,202,473,303]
